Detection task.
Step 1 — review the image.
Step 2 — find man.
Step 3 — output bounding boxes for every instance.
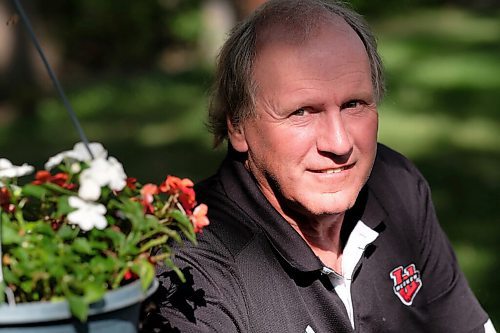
[149,0,495,331]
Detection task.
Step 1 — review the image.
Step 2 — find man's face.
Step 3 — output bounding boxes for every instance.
[229,19,378,221]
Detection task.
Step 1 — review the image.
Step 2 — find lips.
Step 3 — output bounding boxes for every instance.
[321,166,347,174]
[310,163,354,174]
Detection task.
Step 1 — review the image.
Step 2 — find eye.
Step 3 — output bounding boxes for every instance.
[341,100,363,110]
[291,108,308,117]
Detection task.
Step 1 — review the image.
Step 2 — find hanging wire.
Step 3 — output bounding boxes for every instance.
[11,0,95,159]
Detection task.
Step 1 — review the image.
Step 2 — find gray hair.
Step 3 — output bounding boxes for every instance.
[208,0,385,147]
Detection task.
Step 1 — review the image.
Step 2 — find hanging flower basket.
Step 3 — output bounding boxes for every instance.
[0,143,209,332]
[0,279,158,333]
[1,2,209,331]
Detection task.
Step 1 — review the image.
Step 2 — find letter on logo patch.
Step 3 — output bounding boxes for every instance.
[389,263,422,305]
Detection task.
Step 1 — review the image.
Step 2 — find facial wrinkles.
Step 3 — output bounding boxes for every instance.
[270,71,371,119]
[257,98,284,123]
[243,118,302,214]
[241,18,377,227]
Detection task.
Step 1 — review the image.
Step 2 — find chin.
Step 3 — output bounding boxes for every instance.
[299,192,358,217]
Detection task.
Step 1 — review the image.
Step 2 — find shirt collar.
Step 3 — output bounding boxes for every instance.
[219,147,387,274]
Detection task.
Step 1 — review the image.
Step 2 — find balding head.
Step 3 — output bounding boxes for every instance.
[208,0,385,147]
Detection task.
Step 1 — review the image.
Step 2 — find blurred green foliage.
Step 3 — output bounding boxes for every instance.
[33,0,203,71]
[0,0,498,328]
[374,7,500,326]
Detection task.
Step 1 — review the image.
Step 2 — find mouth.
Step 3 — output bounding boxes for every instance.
[311,164,354,174]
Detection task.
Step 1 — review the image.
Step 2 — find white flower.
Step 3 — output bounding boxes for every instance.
[67,196,107,231]
[78,157,127,201]
[70,162,81,174]
[45,142,108,170]
[106,157,127,191]
[78,176,102,202]
[0,158,34,179]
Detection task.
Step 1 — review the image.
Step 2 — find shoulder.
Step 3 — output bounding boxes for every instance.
[365,143,436,243]
[372,143,425,184]
[193,174,262,260]
[369,143,430,210]
[149,175,261,331]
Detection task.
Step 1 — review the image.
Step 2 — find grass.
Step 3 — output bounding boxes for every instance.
[0,4,498,328]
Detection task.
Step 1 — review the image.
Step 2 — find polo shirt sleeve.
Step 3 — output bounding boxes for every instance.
[142,236,249,332]
[415,175,490,332]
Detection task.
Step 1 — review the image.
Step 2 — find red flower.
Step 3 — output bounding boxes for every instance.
[0,187,15,213]
[126,177,137,190]
[123,269,138,281]
[33,170,76,190]
[159,176,196,213]
[33,170,51,184]
[140,183,158,214]
[190,204,209,233]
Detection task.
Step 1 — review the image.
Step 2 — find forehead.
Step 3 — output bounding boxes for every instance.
[253,14,367,71]
[252,18,370,95]
[255,11,352,49]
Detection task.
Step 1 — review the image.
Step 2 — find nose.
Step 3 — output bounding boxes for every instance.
[316,110,353,157]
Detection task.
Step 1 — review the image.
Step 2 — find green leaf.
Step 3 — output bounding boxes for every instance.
[169,210,191,228]
[1,218,22,245]
[132,259,155,291]
[20,280,34,294]
[12,247,30,263]
[56,196,74,216]
[169,210,194,230]
[139,214,158,231]
[89,256,117,274]
[119,199,147,230]
[0,283,5,304]
[88,240,108,251]
[159,226,182,243]
[72,238,93,254]
[31,221,56,236]
[138,235,168,253]
[120,232,141,257]
[2,267,20,285]
[67,294,89,322]
[164,257,186,283]
[121,241,140,257]
[83,282,106,304]
[43,182,75,196]
[170,210,196,243]
[48,263,66,279]
[57,224,79,240]
[21,184,48,200]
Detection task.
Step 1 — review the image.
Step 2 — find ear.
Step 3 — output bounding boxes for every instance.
[227,117,249,153]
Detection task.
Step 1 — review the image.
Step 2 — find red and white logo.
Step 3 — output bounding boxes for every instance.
[389,263,422,306]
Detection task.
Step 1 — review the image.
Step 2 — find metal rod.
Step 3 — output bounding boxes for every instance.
[11,0,95,159]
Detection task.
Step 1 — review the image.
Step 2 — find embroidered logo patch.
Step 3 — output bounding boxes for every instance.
[389,263,422,305]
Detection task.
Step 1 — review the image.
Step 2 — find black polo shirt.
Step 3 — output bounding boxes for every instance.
[149,144,489,332]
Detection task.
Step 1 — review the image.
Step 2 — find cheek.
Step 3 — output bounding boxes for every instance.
[275,132,316,176]
[248,126,313,186]
[257,123,313,157]
[347,114,378,150]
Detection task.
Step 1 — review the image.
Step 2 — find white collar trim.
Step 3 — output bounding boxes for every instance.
[323,220,379,329]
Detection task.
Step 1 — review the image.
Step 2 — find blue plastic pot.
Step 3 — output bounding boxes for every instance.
[0,279,158,333]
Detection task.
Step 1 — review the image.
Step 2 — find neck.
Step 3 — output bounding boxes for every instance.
[288,213,345,273]
[248,162,346,273]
